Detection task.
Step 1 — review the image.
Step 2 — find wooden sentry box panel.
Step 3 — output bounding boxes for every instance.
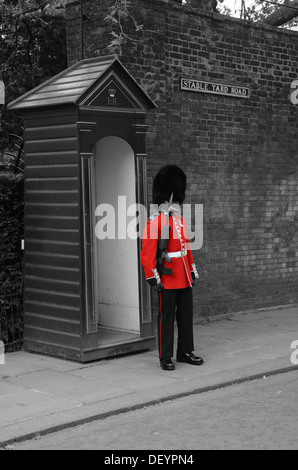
[8,56,157,362]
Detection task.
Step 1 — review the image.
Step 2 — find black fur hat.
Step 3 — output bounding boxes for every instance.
[152,165,187,206]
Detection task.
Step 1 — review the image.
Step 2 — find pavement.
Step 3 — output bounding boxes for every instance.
[0,305,297,448]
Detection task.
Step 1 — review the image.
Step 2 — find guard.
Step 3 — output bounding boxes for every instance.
[141,165,204,371]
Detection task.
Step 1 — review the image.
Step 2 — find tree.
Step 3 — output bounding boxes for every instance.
[217,0,298,27]
[261,0,298,26]
[0,0,67,170]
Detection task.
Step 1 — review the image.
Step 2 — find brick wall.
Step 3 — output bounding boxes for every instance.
[66,0,298,318]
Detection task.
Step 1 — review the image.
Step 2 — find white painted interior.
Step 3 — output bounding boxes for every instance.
[93,136,140,333]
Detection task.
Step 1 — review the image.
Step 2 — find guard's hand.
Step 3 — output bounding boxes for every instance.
[191,272,197,286]
[147,278,164,291]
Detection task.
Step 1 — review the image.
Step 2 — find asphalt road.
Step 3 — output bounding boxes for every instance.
[9,370,298,451]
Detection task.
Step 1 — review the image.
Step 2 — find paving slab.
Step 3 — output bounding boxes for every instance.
[0,389,80,426]
[0,305,297,447]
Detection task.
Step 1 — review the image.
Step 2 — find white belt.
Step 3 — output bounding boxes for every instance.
[167,250,187,258]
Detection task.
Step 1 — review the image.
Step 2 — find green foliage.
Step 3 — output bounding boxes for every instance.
[0,171,24,350]
[0,1,67,350]
[0,286,24,352]
[0,0,67,157]
[104,0,143,54]
[0,171,24,290]
[218,0,298,28]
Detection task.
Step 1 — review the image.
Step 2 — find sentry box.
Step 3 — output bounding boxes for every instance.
[8,56,157,362]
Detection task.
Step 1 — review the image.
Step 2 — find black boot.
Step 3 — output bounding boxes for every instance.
[160,358,175,371]
[177,352,204,366]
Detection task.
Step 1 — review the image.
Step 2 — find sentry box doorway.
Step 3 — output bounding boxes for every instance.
[8,56,156,362]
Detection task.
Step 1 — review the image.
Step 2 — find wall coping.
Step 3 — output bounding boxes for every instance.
[65,0,298,39]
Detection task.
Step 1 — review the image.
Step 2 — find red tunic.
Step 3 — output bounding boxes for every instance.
[141,212,199,289]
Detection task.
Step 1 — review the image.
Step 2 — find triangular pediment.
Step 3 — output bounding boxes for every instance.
[78,72,144,109]
[7,55,156,112]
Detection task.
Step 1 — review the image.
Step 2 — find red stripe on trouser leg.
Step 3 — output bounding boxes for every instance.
[159,291,162,359]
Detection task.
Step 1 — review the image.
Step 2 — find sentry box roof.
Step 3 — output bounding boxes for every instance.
[8,55,156,112]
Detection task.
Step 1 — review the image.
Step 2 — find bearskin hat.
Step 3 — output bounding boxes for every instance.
[152,165,187,206]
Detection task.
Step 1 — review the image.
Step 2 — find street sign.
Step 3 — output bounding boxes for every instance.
[0,81,5,104]
[181,78,250,99]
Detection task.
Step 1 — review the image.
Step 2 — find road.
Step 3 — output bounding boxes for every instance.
[9,371,298,450]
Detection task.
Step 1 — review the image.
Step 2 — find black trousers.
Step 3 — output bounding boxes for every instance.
[158,287,194,360]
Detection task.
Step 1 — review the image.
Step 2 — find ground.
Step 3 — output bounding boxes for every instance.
[8,370,298,451]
